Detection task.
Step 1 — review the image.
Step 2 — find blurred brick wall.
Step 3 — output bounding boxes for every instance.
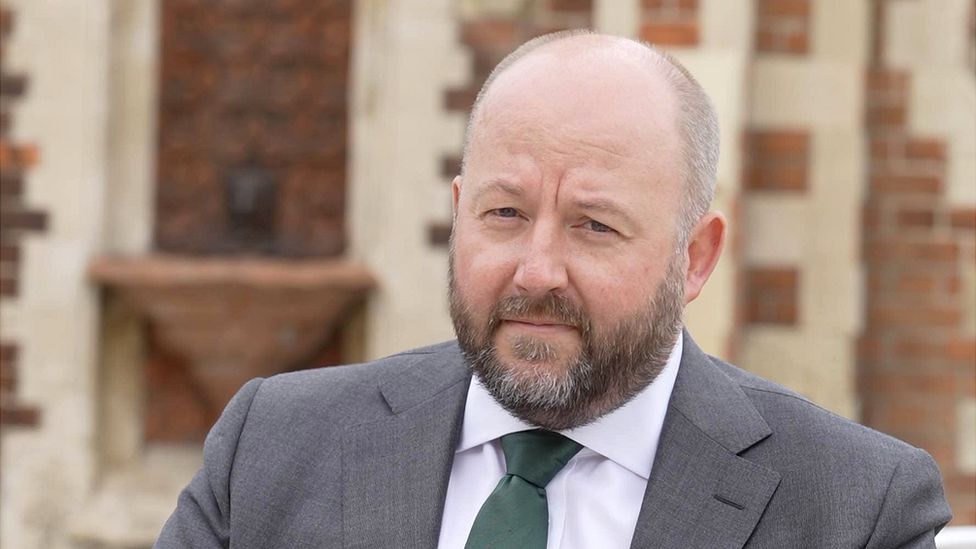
[640,0,699,47]
[755,0,809,54]
[149,0,352,442]
[0,8,42,429]
[156,0,351,257]
[860,0,976,524]
[738,1,812,337]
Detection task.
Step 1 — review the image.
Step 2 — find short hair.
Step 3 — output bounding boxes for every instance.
[460,30,720,241]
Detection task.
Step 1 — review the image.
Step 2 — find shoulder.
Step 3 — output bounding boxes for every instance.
[702,355,950,539]
[710,355,916,462]
[244,340,463,424]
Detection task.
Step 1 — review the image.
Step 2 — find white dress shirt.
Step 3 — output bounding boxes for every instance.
[437,332,682,549]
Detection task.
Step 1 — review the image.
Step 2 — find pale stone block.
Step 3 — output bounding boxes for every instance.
[674,51,750,191]
[351,0,467,359]
[811,128,865,200]
[806,197,859,264]
[812,0,869,62]
[948,154,976,206]
[801,259,862,335]
[594,0,639,38]
[700,0,754,51]
[742,196,807,265]
[885,0,927,69]
[67,445,202,547]
[1,1,111,547]
[429,180,455,222]
[750,59,862,129]
[887,0,974,68]
[958,398,976,475]
[739,328,857,419]
[103,0,159,255]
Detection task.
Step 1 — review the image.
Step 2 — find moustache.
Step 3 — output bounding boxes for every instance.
[486,294,592,337]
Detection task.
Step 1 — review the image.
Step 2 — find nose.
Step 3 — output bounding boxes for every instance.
[512,221,569,297]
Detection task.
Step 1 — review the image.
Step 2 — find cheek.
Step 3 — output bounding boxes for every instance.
[453,231,519,309]
[568,250,670,321]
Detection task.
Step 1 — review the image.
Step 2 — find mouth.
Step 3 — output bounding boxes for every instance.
[501,318,578,335]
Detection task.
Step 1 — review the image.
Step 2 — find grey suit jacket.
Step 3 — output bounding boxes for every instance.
[156,335,951,548]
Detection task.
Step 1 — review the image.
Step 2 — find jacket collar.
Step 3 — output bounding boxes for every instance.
[629,332,780,548]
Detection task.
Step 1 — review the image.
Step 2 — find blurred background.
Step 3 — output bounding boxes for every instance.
[0,0,973,546]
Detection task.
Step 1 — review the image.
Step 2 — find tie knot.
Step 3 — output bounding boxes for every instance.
[501,430,582,488]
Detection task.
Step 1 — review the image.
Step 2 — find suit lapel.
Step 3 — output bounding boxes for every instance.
[341,346,471,549]
[630,334,781,549]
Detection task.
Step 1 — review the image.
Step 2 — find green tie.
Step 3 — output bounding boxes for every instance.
[464,430,583,549]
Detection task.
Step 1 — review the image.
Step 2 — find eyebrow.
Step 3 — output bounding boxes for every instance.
[469,179,524,204]
[573,197,633,222]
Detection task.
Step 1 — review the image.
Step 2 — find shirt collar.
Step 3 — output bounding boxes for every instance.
[457,331,683,480]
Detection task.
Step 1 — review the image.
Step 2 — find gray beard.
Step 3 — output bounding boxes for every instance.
[449,247,685,431]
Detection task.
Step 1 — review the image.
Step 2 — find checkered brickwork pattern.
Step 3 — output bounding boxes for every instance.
[0,8,42,429]
[859,0,976,525]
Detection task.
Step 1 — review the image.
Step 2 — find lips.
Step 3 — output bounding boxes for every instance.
[501,317,578,334]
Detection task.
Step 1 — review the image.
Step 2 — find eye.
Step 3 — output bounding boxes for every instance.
[585,219,616,234]
[489,207,520,218]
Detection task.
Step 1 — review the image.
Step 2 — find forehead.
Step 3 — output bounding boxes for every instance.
[467,44,683,181]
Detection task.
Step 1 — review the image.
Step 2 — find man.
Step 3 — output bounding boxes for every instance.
[156,31,951,548]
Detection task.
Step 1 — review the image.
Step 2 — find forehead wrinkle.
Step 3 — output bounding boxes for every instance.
[469,179,524,204]
[570,196,632,220]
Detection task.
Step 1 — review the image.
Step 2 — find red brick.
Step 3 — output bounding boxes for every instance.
[0,141,39,168]
[869,136,901,160]
[896,208,935,228]
[755,30,779,52]
[748,165,807,191]
[752,130,809,154]
[0,403,40,427]
[781,31,809,54]
[905,138,946,161]
[866,69,909,95]
[869,305,961,327]
[441,155,462,179]
[0,74,26,99]
[444,87,476,112]
[946,339,976,362]
[0,170,22,196]
[643,0,698,11]
[461,20,519,51]
[743,266,799,325]
[862,204,883,230]
[950,208,976,230]
[893,272,938,293]
[870,174,941,194]
[866,104,906,126]
[0,9,12,39]
[758,0,810,17]
[866,240,959,262]
[862,370,958,396]
[0,276,15,296]
[857,335,883,362]
[639,22,699,47]
[428,222,452,246]
[0,209,47,231]
[548,0,592,13]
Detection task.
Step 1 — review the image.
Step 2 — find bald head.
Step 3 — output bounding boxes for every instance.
[461,31,719,238]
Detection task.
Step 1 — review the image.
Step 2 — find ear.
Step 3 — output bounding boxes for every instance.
[683,211,727,305]
[451,176,462,220]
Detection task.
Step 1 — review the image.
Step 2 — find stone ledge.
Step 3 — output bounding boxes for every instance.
[67,445,201,548]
